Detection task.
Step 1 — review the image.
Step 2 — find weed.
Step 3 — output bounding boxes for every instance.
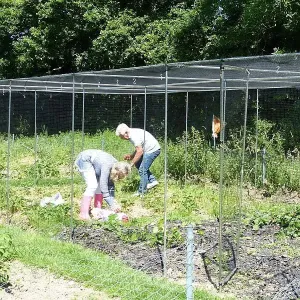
[0,231,15,285]
[245,205,300,238]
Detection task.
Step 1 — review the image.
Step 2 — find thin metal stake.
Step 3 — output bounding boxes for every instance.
[184,92,189,185]
[70,74,75,238]
[218,65,225,288]
[141,87,147,196]
[163,65,169,277]
[262,148,266,186]
[81,88,85,150]
[130,95,133,127]
[6,82,12,224]
[254,89,259,190]
[34,91,38,184]
[186,225,194,300]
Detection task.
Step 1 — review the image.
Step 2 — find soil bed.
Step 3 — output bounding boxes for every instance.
[60,221,300,300]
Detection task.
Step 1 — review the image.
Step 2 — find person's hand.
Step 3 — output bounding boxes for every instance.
[122,215,129,222]
[110,200,121,213]
[124,154,131,160]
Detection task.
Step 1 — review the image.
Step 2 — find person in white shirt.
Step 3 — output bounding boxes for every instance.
[116,123,161,196]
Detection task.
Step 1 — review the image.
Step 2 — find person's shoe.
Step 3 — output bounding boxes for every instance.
[133,191,147,197]
[78,213,91,221]
[147,180,159,190]
[132,191,141,197]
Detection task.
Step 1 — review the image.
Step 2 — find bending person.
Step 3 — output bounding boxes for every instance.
[75,149,131,220]
[116,123,160,196]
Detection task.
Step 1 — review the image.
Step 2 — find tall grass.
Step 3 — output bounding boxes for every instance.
[1,121,299,191]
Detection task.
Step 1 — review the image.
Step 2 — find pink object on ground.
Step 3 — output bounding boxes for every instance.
[91,208,129,222]
[94,193,103,208]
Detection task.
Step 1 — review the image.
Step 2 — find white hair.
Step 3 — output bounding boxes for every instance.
[116,123,130,136]
[110,161,131,181]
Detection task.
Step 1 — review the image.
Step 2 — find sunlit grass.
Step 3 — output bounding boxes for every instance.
[0,225,223,300]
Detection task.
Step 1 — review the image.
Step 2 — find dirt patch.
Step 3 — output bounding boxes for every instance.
[0,261,114,300]
[60,220,300,300]
[127,200,153,218]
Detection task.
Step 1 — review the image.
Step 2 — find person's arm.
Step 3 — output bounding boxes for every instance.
[130,145,143,167]
[99,164,114,206]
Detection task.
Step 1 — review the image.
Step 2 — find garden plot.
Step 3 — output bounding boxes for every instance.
[59,218,300,300]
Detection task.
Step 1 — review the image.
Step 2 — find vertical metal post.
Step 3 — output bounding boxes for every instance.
[186,225,194,300]
[237,71,250,267]
[184,92,189,185]
[6,82,12,223]
[254,89,259,189]
[34,91,38,184]
[212,114,216,149]
[130,95,133,127]
[262,148,266,186]
[218,65,225,288]
[141,88,147,196]
[81,88,85,150]
[70,74,75,237]
[163,65,168,277]
[223,82,227,132]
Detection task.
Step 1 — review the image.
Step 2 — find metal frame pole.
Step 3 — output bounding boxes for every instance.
[34,91,38,184]
[218,65,225,288]
[186,225,194,300]
[141,87,147,196]
[81,88,85,150]
[6,82,12,223]
[130,94,133,127]
[237,71,250,267]
[184,92,189,185]
[163,65,169,276]
[254,89,259,189]
[70,74,75,237]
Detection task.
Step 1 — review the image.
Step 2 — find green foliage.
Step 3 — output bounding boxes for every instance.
[0,148,6,171]
[135,17,177,64]
[0,129,299,242]
[2,0,300,77]
[245,205,300,238]
[96,217,184,248]
[120,174,140,192]
[87,10,148,69]
[26,204,71,235]
[167,127,214,181]
[26,159,59,179]
[0,225,218,300]
[0,231,15,284]
[7,195,26,214]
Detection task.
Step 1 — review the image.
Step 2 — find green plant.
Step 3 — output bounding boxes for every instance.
[167,127,215,181]
[8,195,27,214]
[26,204,71,235]
[120,175,140,192]
[0,225,218,300]
[245,205,300,238]
[0,231,15,284]
[26,159,59,179]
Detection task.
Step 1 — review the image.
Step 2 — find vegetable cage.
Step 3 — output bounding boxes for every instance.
[0,53,300,297]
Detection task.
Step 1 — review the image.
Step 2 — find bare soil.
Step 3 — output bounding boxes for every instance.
[63,220,300,300]
[0,261,113,300]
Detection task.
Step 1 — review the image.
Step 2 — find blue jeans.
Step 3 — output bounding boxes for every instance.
[135,149,160,194]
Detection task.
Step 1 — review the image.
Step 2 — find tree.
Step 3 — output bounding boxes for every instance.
[85,10,147,70]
